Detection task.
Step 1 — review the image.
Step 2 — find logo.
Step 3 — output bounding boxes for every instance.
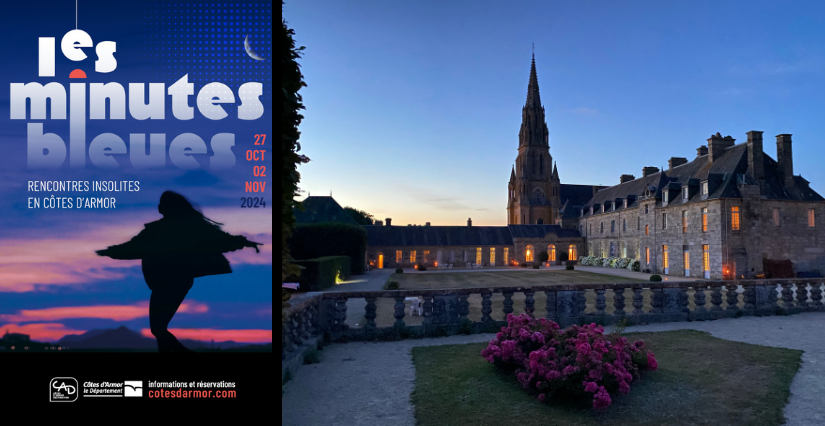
[50,377,78,402]
[124,381,143,397]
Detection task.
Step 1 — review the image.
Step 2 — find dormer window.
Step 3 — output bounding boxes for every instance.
[701,181,709,199]
[602,204,605,213]
[623,199,628,209]
[663,191,669,205]
[612,202,616,211]
[590,206,594,215]
[683,187,689,201]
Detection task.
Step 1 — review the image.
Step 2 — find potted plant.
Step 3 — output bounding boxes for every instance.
[538,251,549,267]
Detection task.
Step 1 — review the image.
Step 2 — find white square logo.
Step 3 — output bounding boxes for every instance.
[124,381,142,397]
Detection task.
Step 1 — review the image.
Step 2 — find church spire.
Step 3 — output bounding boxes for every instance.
[552,162,559,180]
[526,49,541,108]
[510,165,516,182]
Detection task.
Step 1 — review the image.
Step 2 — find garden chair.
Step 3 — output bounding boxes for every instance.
[406,297,422,316]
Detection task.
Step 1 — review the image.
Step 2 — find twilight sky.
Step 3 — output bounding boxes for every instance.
[285,0,825,226]
[0,0,272,343]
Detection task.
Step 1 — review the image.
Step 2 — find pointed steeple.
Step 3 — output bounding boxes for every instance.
[526,50,541,108]
[510,165,516,182]
[552,162,559,180]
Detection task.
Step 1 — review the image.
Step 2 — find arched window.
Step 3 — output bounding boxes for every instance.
[547,244,556,262]
[568,245,577,260]
[525,245,534,262]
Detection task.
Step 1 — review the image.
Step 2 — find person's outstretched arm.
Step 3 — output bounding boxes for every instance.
[95,229,153,259]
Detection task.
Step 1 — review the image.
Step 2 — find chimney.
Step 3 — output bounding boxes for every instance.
[668,157,688,170]
[385,218,392,226]
[467,218,472,227]
[642,166,659,177]
[425,222,431,226]
[747,131,764,181]
[696,145,708,157]
[620,174,635,184]
[776,134,794,188]
[707,133,735,164]
[374,219,383,226]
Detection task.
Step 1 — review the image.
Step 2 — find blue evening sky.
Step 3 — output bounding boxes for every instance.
[285,0,825,226]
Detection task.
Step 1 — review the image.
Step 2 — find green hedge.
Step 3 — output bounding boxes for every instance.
[292,256,351,291]
[290,222,367,275]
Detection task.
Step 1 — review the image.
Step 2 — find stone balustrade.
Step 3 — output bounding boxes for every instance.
[282,294,322,362]
[281,278,825,360]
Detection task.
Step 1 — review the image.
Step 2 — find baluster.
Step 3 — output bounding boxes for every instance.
[781,283,795,308]
[459,294,470,320]
[710,285,723,311]
[678,288,690,313]
[422,296,434,325]
[810,283,823,308]
[743,285,755,311]
[545,291,557,321]
[481,292,493,322]
[282,321,295,358]
[613,288,626,316]
[524,290,536,318]
[631,288,644,315]
[768,283,779,309]
[725,284,739,311]
[595,289,607,316]
[333,298,348,332]
[502,291,514,316]
[394,295,406,328]
[796,283,809,308]
[364,296,377,329]
[650,288,664,314]
[694,286,706,314]
[576,290,587,317]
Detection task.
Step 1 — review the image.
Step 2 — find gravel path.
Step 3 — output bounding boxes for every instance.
[283,312,825,426]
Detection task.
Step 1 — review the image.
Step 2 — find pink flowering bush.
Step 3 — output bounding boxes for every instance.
[481,313,658,410]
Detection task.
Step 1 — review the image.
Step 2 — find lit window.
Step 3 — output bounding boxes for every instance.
[410,250,417,263]
[702,208,708,232]
[773,208,780,226]
[622,244,627,258]
[424,250,430,262]
[476,247,482,265]
[396,250,402,263]
[702,182,708,197]
[645,247,650,265]
[809,209,816,228]
[611,220,615,233]
[682,211,688,233]
[504,247,509,264]
[663,245,669,269]
[548,244,556,261]
[731,206,740,230]
[702,245,710,272]
[525,245,534,262]
[662,213,667,229]
[684,246,690,272]
[490,247,496,265]
[568,245,577,260]
[645,224,649,235]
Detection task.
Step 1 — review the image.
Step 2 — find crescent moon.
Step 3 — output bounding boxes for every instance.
[244,35,266,61]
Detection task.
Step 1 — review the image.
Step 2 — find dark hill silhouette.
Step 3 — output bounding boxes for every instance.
[57,326,260,350]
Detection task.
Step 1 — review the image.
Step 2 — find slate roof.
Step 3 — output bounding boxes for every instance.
[293,196,360,225]
[365,224,582,246]
[558,184,607,218]
[580,141,824,218]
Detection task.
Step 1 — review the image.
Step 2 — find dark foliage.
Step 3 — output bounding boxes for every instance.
[343,206,375,225]
[292,256,351,291]
[291,222,367,274]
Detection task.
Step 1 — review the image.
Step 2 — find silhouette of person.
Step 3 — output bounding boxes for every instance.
[96,191,262,352]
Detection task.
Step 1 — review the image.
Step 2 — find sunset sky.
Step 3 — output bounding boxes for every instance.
[0,1,272,343]
[286,0,825,226]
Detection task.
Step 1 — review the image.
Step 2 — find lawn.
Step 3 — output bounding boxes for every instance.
[411,329,801,426]
[389,270,638,290]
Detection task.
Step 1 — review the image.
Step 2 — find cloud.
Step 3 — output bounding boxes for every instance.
[140,328,272,343]
[0,301,209,323]
[570,107,599,116]
[0,323,84,341]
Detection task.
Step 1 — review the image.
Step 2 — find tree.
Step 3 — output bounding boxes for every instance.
[282,3,310,321]
[344,207,374,225]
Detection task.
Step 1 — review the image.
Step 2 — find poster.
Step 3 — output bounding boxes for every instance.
[0,0,272,407]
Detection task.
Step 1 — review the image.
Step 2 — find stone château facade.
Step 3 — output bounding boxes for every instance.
[359,53,825,279]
